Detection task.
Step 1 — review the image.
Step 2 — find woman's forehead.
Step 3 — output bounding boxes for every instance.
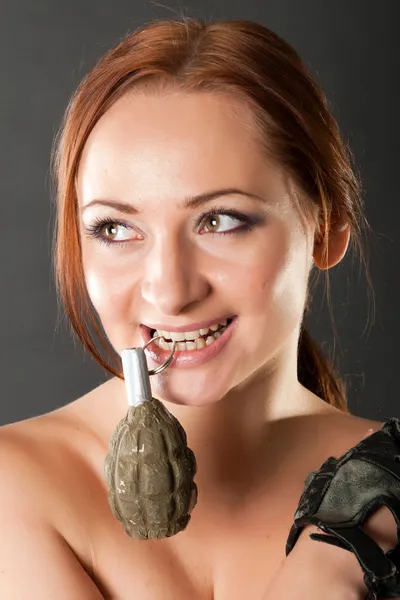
[80,91,263,166]
[77,91,287,204]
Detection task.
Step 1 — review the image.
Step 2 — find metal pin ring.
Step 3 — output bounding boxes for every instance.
[143,334,177,375]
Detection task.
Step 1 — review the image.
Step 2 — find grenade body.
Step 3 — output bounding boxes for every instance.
[104,397,198,539]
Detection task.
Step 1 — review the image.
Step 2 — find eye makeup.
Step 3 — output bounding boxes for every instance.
[82,204,266,248]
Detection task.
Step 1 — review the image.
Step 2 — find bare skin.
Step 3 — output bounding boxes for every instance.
[0,90,396,599]
[0,384,385,599]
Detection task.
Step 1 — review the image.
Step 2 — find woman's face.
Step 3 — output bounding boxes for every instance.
[77,90,317,407]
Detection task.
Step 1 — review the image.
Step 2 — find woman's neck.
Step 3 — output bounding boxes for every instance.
[71,341,333,519]
[162,358,310,509]
[104,343,325,510]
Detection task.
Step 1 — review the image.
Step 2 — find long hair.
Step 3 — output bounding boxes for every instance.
[52,17,371,411]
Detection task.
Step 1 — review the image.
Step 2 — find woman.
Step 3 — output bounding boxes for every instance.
[0,16,397,599]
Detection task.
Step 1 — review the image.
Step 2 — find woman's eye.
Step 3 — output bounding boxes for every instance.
[200,213,243,234]
[102,222,133,242]
[84,209,257,247]
[84,219,141,246]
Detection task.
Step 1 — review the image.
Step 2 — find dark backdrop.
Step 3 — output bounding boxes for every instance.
[1,0,399,426]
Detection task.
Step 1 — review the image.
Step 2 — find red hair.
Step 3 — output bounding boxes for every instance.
[52,17,371,411]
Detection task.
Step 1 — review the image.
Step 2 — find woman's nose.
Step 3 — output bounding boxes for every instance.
[140,238,210,316]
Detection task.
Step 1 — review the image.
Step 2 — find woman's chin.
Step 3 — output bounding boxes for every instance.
[152,383,226,410]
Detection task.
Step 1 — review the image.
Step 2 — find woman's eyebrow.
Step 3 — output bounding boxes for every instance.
[80,188,267,215]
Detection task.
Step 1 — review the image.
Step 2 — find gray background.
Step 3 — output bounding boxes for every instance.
[1,0,399,426]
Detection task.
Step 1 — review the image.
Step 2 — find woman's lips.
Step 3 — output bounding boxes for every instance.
[140,316,238,369]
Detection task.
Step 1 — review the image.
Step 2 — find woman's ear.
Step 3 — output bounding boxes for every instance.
[313,220,351,270]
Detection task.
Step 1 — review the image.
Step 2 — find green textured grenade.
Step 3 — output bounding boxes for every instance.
[104,337,198,540]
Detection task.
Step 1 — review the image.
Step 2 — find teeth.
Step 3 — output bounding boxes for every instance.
[162,330,185,342]
[152,324,228,352]
[159,338,168,351]
[185,330,200,341]
[196,337,206,350]
[185,341,197,351]
[155,318,229,342]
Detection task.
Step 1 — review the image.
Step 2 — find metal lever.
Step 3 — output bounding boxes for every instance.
[121,336,177,407]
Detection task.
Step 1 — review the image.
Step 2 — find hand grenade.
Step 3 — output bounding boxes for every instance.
[104,337,198,539]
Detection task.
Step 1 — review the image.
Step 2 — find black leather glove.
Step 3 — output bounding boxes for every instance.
[285,418,400,599]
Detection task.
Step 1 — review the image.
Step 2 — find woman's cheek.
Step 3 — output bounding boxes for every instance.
[83,261,134,331]
[243,242,310,353]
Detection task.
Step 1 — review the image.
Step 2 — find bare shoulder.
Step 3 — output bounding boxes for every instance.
[286,395,388,473]
[0,377,118,535]
[326,408,384,442]
[0,409,80,494]
[0,377,113,512]
[318,408,386,459]
[333,409,385,444]
[0,405,99,531]
[0,404,107,598]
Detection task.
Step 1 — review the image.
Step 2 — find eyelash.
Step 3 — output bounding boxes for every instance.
[84,205,261,248]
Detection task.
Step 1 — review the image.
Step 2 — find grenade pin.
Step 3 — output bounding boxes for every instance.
[121,337,177,407]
